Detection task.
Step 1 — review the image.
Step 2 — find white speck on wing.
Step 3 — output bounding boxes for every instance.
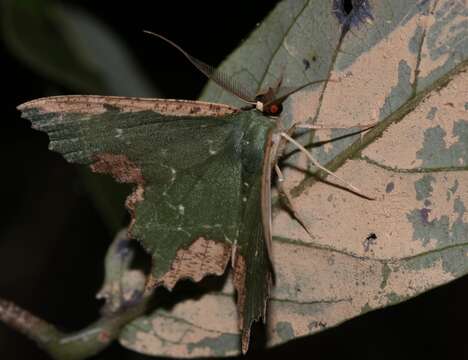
[115,128,123,138]
[207,139,218,155]
[176,226,191,237]
[160,164,177,195]
[165,201,176,210]
[178,204,185,215]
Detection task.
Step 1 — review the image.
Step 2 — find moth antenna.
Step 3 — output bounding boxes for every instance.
[263,79,331,107]
[280,132,375,199]
[275,164,315,238]
[144,31,256,104]
[271,66,285,94]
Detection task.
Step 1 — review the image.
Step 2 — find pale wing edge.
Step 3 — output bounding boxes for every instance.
[17,95,239,117]
[260,130,275,265]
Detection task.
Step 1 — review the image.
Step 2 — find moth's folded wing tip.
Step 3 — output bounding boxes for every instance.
[17,101,32,112]
[17,97,54,113]
[17,101,39,120]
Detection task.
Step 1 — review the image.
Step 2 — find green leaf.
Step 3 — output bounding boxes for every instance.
[117,0,468,357]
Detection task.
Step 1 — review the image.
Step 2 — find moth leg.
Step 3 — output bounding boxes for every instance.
[275,164,315,238]
[294,122,377,130]
[280,132,375,199]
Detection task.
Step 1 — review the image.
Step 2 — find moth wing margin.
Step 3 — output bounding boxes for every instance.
[260,130,277,265]
[18,95,239,118]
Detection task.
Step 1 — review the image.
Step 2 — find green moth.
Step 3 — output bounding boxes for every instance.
[18,33,370,353]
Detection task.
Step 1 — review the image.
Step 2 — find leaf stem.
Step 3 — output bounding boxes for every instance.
[0,296,150,360]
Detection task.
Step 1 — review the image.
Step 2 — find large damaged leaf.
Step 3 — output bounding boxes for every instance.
[118,0,468,357]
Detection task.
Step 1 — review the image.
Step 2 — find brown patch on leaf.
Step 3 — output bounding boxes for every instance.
[362,69,468,169]
[157,238,231,290]
[316,9,422,128]
[17,95,239,117]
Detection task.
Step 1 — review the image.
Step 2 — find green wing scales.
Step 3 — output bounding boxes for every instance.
[18,95,275,351]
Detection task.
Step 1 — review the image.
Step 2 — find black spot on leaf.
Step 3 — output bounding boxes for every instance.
[303,59,310,70]
[420,208,432,225]
[343,0,353,14]
[363,232,377,252]
[385,182,395,193]
[333,0,374,29]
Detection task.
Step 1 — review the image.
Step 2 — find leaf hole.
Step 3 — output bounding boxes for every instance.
[363,232,377,252]
[333,0,374,28]
[343,0,354,15]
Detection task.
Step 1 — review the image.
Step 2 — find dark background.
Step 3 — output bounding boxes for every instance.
[1,1,468,359]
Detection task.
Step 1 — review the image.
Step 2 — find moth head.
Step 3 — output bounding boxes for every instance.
[255,78,330,116]
[255,89,283,116]
[255,101,283,116]
[142,32,329,118]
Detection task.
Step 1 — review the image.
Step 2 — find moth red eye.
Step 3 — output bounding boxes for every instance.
[269,104,279,114]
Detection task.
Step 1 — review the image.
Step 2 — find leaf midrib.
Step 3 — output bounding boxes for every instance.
[291,60,468,198]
